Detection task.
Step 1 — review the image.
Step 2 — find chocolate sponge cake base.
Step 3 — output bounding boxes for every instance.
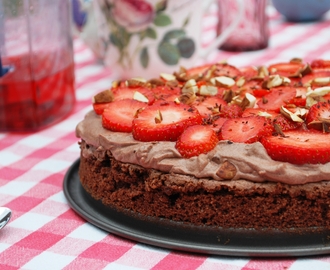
[79,140,330,231]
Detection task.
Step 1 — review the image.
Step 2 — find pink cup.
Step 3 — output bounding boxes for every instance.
[217,0,269,52]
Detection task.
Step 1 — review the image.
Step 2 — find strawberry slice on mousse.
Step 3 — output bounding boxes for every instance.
[175,125,219,158]
[132,102,203,141]
[193,96,227,118]
[102,99,146,132]
[260,130,330,165]
[112,86,155,105]
[220,116,274,143]
[268,61,305,77]
[257,87,297,112]
[306,101,330,131]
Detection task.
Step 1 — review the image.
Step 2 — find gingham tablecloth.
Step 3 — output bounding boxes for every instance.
[1,6,330,270]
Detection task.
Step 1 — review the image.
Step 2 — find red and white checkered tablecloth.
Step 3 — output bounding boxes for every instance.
[1,5,330,270]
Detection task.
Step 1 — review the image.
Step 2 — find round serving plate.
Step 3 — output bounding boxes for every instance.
[63,159,330,257]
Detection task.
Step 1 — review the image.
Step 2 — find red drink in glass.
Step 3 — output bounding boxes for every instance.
[0,0,75,132]
[0,54,75,131]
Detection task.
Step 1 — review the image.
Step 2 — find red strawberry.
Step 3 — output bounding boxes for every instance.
[273,114,302,131]
[102,99,146,132]
[252,89,270,98]
[241,79,264,93]
[212,117,227,132]
[186,64,212,77]
[151,85,181,101]
[301,71,330,88]
[93,102,111,115]
[243,108,302,131]
[219,104,243,118]
[257,87,297,112]
[193,96,227,118]
[260,130,330,165]
[112,86,155,105]
[310,59,330,70]
[288,96,306,107]
[220,116,274,143]
[268,61,305,77]
[212,63,242,79]
[242,108,278,119]
[132,102,203,141]
[175,125,219,158]
[239,65,258,79]
[305,101,330,131]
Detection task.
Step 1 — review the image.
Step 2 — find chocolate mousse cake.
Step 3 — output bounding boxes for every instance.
[76,59,330,230]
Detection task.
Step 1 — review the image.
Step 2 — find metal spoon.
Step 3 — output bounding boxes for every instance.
[0,207,12,229]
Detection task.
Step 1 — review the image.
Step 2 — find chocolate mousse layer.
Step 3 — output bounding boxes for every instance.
[79,140,330,230]
[76,111,330,185]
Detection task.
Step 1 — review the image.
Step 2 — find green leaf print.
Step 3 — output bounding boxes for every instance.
[158,41,180,65]
[140,47,149,68]
[177,37,195,58]
[109,27,131,49]
[163,29,186,42]
[145,27,157,39]
[153,13,172,27]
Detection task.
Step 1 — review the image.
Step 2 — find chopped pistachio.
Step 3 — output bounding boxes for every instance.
[160,73,176,81]
[93,89,114,103]
[126,77,147,87]
[236,76,245,87]
[241,93,256,109]
[306,86,330,98]
[280,106,304,122]
[133,91,149,103]
[174,97,180,104]
[199,85,218,96]
[313,77,330,86]
[155,110,163,123]
[258,66,269,78]
[182,79,198,94]
[258,111,273,118]
[267,75,285,88]
[212,76,235,88]
[222,89,235,103]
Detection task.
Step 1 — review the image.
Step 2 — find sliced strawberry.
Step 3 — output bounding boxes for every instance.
[219,104,243,118]
[257,87,297,112]
[239,65,258,79]
[241,79,264,92]
[186,64,212,77]
[212,63,242,79]
[268,61,304,77]
[288,96,306,107]
[243,108,302,131]
[287,87,307,107]
[151,85,181,101]
[260,130,330,165]
[310,59,330,70]
[301,70,330,88]
[102,99,146,132]
[93,102,111,115]
[220,116,274,143]
[305,101,330,131]
[211,117,227,132]
[273,114,302,131]
[175,125,219,158]
[112,86,155,105]
[252,89,270,98]
[132,102,203,141]
[242,108,278,119]
[193,96,227,118]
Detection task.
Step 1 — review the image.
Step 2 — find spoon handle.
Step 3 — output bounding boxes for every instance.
[0,207,12,229]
